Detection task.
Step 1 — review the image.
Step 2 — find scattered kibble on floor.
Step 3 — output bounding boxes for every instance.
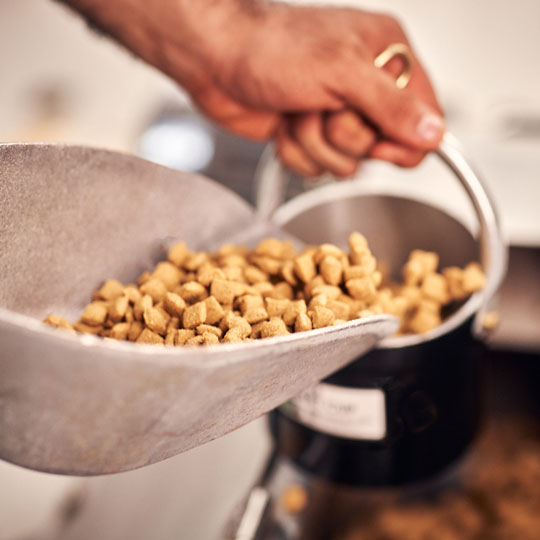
[43,233,486,346]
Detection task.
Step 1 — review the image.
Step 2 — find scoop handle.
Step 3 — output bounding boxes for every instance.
[254,133,507,315]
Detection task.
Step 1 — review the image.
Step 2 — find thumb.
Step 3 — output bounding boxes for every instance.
[338,64,445,150]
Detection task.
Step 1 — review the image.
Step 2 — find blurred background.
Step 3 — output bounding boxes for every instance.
[1,0,539,539]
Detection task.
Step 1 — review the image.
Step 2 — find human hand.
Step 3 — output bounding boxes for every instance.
[64,0,444,177]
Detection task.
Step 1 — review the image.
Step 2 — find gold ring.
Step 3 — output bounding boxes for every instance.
[374,43,413,89]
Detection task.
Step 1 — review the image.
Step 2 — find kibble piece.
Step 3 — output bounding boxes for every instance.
[123,285,142,304]
[167,316,180,332]
[244,307,269,324]
[280,485,308,515]
[136,328,164,344]
[410,250,439,274]
[294,253,316,283]
[183,252,208,271]
[210,279,238,305]
[295,313,312,333]
[202,332,219,345]
[96,279,124,301]
[218,243,247,257]
[205,296,225,325]
[164,328,176,346]
[333,319,346,326]
[197,265,225,287]
[183,301,207,329]
[265,297,290,318]
[110,322,130,340]
[346,278,377,302]
[371,271,383,288]
[137,271,152,286]
[309,306,336,329]
[163,292,186,318]
[344,265,370,281]
[143,306,168,335]
[253,281,274,296]
[223,266,244,282]
[103,318,115,329]
[186,335,204,346]
[304,276,326,298]
[407,308,441,334]
[81,302,108,326]
[109,295,129,323]
[418,298,440,313]
[283,300,307,326]
[400,285,423,308]
[178,281,207,303]
[251,255,282,275]
[223,328,244,343]
[281,260,298,286]
[244,264,269,284]
[260,318,289,338]
[140,278,168,303]
[134,294,153,321]
[220,253,247,268]
[462,263,486,294]
[308,293,328,309]
[250,321,265,339]
[482,311,500,330]
[128,321,144,341]
[388,296,408,318]
[349,232,369,254]
[402,259,424,286]
[44,315,74,331]
[255,238,287,259]
[314,243,343,264]
[168,241,189,267]
[421,272,450,304]
[196,325,223,338]
[226,314,252,338]
[175,328,195,345]
[269,282,294,300]
[311,285,342,300]
[238,294,264,314]
[443,267,467,300]
[327,300,350,320]
[357,253,377,275]
[152,261,183,290]
[319,256,343,286]
[356,309,375,318]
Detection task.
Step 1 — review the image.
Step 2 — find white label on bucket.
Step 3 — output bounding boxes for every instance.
[285,383,386,440]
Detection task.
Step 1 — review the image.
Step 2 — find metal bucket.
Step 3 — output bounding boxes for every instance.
[254,133,507,486]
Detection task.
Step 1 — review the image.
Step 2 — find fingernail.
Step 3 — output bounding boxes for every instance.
[417,113,445,142]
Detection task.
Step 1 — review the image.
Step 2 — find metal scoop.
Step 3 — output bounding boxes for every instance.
[0,143,398,475]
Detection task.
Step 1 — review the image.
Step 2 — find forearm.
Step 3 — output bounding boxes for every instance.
[59,0,266,89]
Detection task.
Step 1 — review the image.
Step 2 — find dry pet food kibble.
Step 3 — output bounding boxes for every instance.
[44,234,486,345]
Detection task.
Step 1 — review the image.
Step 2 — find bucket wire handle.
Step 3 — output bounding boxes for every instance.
[254,43,507,318]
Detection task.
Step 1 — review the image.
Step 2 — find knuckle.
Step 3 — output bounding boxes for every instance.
[326,114,375,156]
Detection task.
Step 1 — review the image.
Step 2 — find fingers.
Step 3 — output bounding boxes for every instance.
[289,112,359,178]
[324,110,376,157]
[275,122,322,178]
[370,140,426,168]
[337,63,445,151]
[191,83,279,140]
